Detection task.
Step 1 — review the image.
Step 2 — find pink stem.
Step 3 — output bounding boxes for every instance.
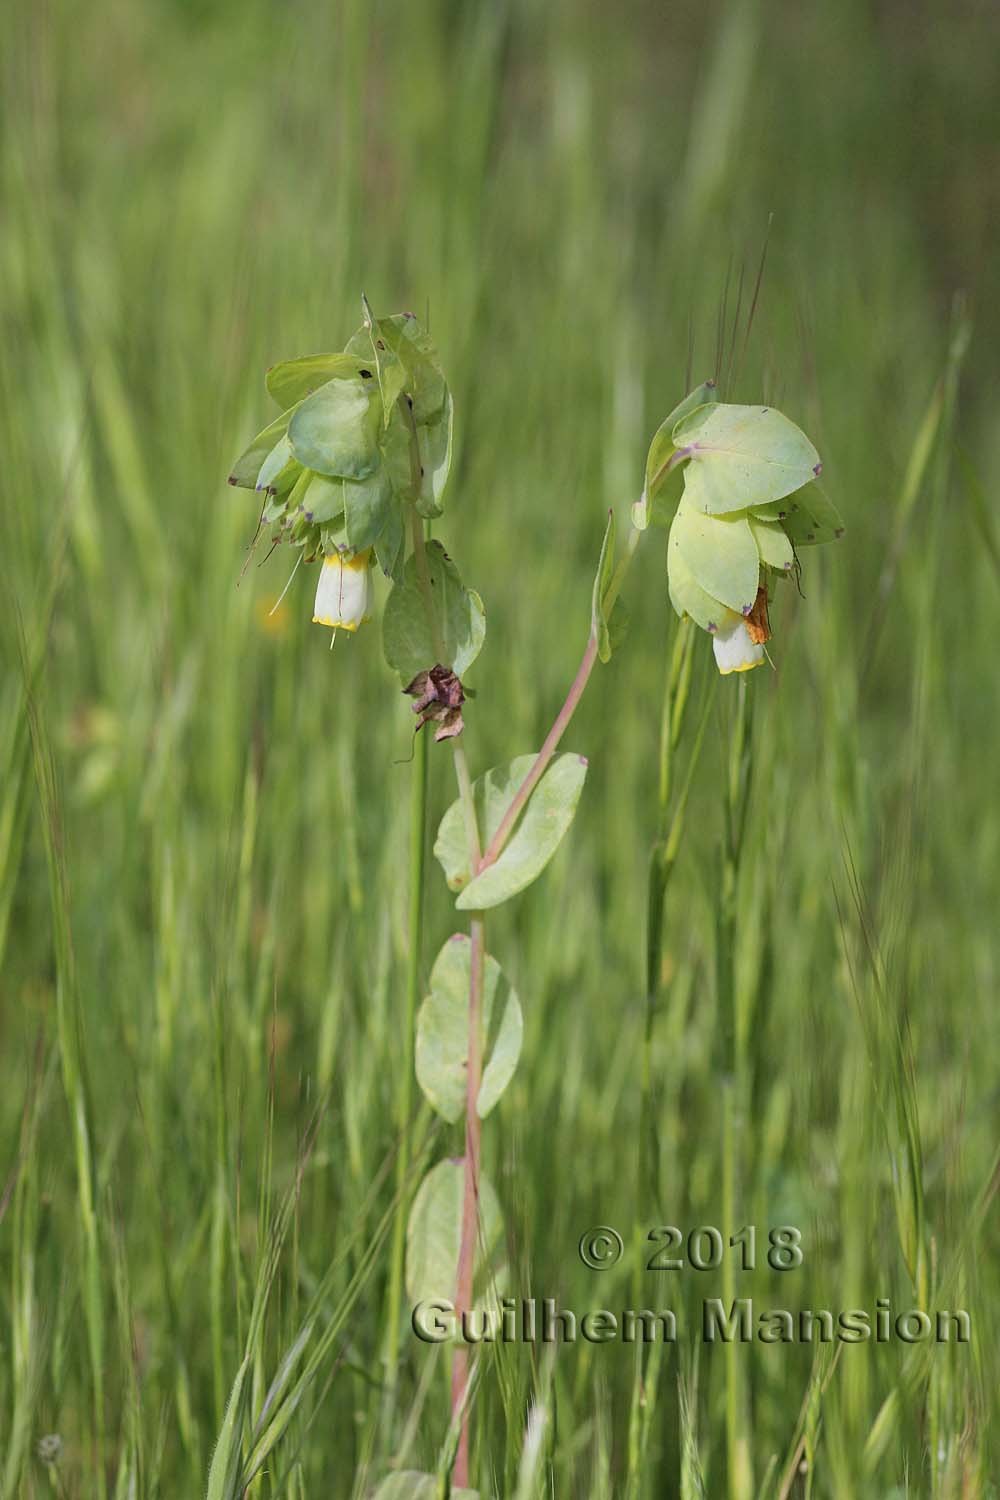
[477,633,599,873]
[450,914,485,1488]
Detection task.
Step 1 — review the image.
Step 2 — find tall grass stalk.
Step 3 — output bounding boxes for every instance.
[635,619,696,1251]
[716,676,755,1500]
[16,613,107,1498]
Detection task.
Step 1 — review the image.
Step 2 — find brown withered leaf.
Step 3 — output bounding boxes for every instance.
[403,664,466,742]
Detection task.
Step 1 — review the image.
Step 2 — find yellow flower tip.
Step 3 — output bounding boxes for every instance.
[717,656,765,676]
[311,613,371,631]
[324,548,372,574]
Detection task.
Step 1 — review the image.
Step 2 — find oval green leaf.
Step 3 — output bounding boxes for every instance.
[382,540,485,682]
[434,753,588,911]
[415,935,523,1123]
[405,1158,505,1311]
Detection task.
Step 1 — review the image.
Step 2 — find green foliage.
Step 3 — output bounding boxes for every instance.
[415,935,523,1122]
[382,541,486,682]
[434,753,588,909]
[205,1358,251,1500]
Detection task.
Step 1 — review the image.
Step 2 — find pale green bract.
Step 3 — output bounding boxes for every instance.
[672,402,821,514]
[287,373,382,481]
[633,378,718,531]
[747,514,794,572]
[346,311,448,425]
[655,395,843,651]
[434,753,588,911]
[255,434,301,496]
[228,406,299,489]
[341,462,395,552]
[591,510,617,662]
[772,483,845,546]
[414,389,454,518]
[227,309,455,572]
[265,352,372,410]
[415,935,523,1122]
[668,497,760,617]
[667,547,741,634]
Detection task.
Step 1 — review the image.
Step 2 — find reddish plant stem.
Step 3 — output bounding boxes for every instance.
[477,633,599,873]
[450,913,485,1487]
[476,520,638,875]
[449,640,604,1484]
[406,463,639,1480]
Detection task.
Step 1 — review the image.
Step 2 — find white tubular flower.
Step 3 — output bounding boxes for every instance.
[711,617,765,675]
[312,548,374,632]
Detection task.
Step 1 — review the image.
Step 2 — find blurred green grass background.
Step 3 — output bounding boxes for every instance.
[2,0,999,1494]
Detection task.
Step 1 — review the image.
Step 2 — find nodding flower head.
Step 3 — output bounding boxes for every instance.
[312,548,374,632]
[653,391,842,675]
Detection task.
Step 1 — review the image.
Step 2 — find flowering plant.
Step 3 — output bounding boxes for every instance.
[223,301,842,1496]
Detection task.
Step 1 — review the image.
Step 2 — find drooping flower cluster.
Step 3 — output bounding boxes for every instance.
[228,309,452,634]
[635,385,843,673]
